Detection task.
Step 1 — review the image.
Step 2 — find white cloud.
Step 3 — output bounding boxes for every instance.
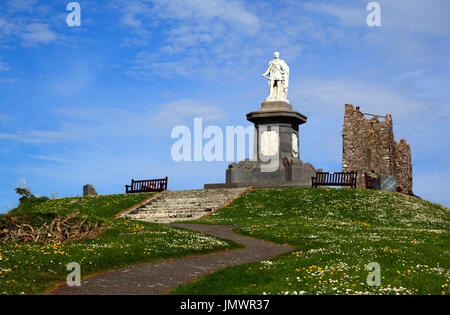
[302,0,450,65]
[125,0,450,80]
[153,99,227,124]
[0,1,61,47]
[151,0,260,34]
[21,23,57,45]
[0,62,10,71]
[7,0,38,14]
[303,0,450,37]
[127,51,202,78]
[119,0,153,39]
[117,0,259,43]
[0,55,16,81]
[49,99,227,143]
[379,0,450,37]
[0,130,67,144]
[0,17,17,37]
[304,2,365,27]
[292,76,436,122]
[117,0,267,79]
[120,37,150,47]
[0,113,10,121]
[28,154,70,163]
[0,78,18,83]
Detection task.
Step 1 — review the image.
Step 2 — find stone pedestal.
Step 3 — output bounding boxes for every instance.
[205,101,321,189]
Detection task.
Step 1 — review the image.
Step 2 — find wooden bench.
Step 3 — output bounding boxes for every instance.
[311,172,357,189]
[125,177,168,194]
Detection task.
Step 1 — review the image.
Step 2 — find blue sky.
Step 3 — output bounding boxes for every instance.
[0,0,449,212]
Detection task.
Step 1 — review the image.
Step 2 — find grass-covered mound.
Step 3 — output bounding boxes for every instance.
[0,193,239,295]
[1,196,104,244]
[171,188,449,295]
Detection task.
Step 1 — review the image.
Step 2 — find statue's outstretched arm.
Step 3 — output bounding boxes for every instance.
[262,63,271,78]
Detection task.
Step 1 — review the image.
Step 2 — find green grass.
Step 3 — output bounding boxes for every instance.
[170,188,450,295]
[0,193,240,295]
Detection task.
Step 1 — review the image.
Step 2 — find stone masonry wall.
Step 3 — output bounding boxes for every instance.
[394,139,413,194]
[342,104,413,194]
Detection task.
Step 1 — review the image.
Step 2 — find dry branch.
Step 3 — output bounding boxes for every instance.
[1,212,103,243]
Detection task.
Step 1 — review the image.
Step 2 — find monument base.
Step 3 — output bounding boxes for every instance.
[204,158,322,189]
[204,99,322,190]
[204,182,312,189]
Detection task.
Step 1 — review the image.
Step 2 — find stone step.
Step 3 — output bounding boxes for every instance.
[142,198,232,205]
[140,202,226,210]
[133,208,212,215]
[163,189,245,197]
[136,217,201,224]
[129,212,208,219]
[120,188,248,223]
[137,209,212,215]
[157,199,231,206]
[132,215,204,220]
[156,200,231,206]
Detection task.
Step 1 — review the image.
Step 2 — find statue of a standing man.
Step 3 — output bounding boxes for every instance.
[262,51,290,102]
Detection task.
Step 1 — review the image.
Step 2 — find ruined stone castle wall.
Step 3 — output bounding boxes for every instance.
[342,104,413,193]
[394,139,413,194]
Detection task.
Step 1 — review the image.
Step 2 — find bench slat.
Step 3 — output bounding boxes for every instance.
[311,172,357,189]
[125,177,168,193]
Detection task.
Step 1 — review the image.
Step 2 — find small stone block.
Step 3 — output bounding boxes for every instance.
[83,184,98,196]
[374,175,397,192]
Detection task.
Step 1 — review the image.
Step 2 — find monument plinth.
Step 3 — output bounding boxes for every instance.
[247,101,306,163]
[205,52,321,189]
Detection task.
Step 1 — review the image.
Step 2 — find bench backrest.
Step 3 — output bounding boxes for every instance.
[128,177,168,193]
[315,172,357,184]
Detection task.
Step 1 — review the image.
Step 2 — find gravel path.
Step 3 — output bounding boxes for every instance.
[51,224,293,295]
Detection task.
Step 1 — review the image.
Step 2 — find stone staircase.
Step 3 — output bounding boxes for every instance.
[120,188,250,223]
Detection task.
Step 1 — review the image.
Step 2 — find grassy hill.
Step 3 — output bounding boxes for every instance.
[171,188,449,295]
[2,188,448,295]
[0,193,239,295]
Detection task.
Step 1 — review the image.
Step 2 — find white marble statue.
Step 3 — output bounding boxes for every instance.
[262,51,290,102]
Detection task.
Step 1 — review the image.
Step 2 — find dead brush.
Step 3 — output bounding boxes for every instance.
[0,212,104,243]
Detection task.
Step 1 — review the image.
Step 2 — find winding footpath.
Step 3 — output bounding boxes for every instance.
[51,224,293,295]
